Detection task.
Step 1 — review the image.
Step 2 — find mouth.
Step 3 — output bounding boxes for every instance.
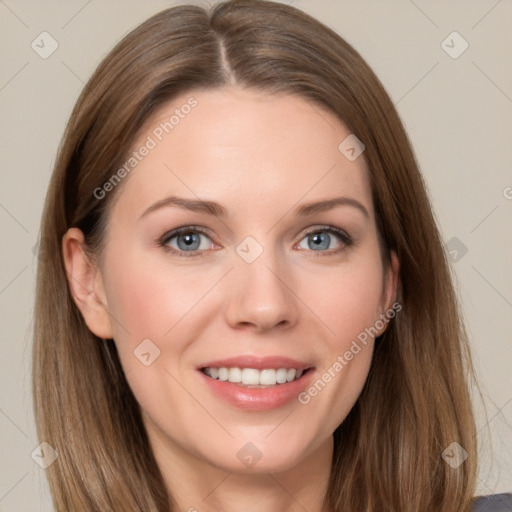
[200,366,312,387]
[197,356,315,411]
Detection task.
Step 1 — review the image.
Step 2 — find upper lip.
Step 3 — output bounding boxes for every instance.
[198,355,313,371]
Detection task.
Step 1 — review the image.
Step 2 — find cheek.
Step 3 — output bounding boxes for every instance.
[314,255,385,348]
[103,253,204,344]
[300,247,384,424]
[101,254,201,408]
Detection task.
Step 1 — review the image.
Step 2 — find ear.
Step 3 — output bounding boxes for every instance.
[382,251,400,312]
[62,227,113,339]
[375,251,400,336]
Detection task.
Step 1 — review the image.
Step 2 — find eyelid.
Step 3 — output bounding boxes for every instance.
[160,225,214,243]
[298,224,351,242]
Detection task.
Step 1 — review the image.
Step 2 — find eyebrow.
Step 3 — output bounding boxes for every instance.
[138,195,369,220]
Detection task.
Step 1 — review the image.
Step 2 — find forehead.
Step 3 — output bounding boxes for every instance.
[109,87,373,222]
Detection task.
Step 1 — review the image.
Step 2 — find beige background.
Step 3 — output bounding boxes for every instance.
[1,0,511,510]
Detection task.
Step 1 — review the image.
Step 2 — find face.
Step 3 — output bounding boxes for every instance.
[67,87,398,476]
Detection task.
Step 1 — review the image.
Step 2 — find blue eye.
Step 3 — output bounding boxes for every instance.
[160,227,213,257]
[158,225,352,258]
[297,227,352,254]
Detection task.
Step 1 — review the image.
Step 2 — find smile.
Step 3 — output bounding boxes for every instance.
[198,356,315,411]
[201,367,307,387]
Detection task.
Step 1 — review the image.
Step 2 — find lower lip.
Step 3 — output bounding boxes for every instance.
[199,369,314,411]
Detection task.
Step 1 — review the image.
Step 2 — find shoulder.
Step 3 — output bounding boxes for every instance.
[472,493,512,511]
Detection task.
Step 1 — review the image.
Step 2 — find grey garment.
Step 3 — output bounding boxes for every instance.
[472,493,512,511]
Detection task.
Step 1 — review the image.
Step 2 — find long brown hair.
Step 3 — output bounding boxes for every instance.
[33,1,478,510]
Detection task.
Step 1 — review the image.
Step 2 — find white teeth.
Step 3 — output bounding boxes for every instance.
[228,367,242,383]
[241,368,260,385]
[202,366,307,386]
[286,368,296,382]
[259,369,276,386]
[276,368,288,384]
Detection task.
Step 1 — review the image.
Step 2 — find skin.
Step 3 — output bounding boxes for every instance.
[63,87,399,512]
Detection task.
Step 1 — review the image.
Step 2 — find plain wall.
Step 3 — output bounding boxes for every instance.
[0,0,511,510]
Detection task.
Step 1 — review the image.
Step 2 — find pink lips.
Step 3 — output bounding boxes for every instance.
[198,355,312,372]
[198,355,315,411]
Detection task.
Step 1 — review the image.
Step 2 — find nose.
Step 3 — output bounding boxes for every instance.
[223,249,300,333]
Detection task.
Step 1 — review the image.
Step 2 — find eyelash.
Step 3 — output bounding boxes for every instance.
[157,225,353,258]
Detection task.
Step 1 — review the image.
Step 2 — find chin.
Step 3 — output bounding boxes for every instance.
[200,434,319,475]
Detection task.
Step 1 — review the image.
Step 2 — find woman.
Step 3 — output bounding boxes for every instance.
[32,1,510,510]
